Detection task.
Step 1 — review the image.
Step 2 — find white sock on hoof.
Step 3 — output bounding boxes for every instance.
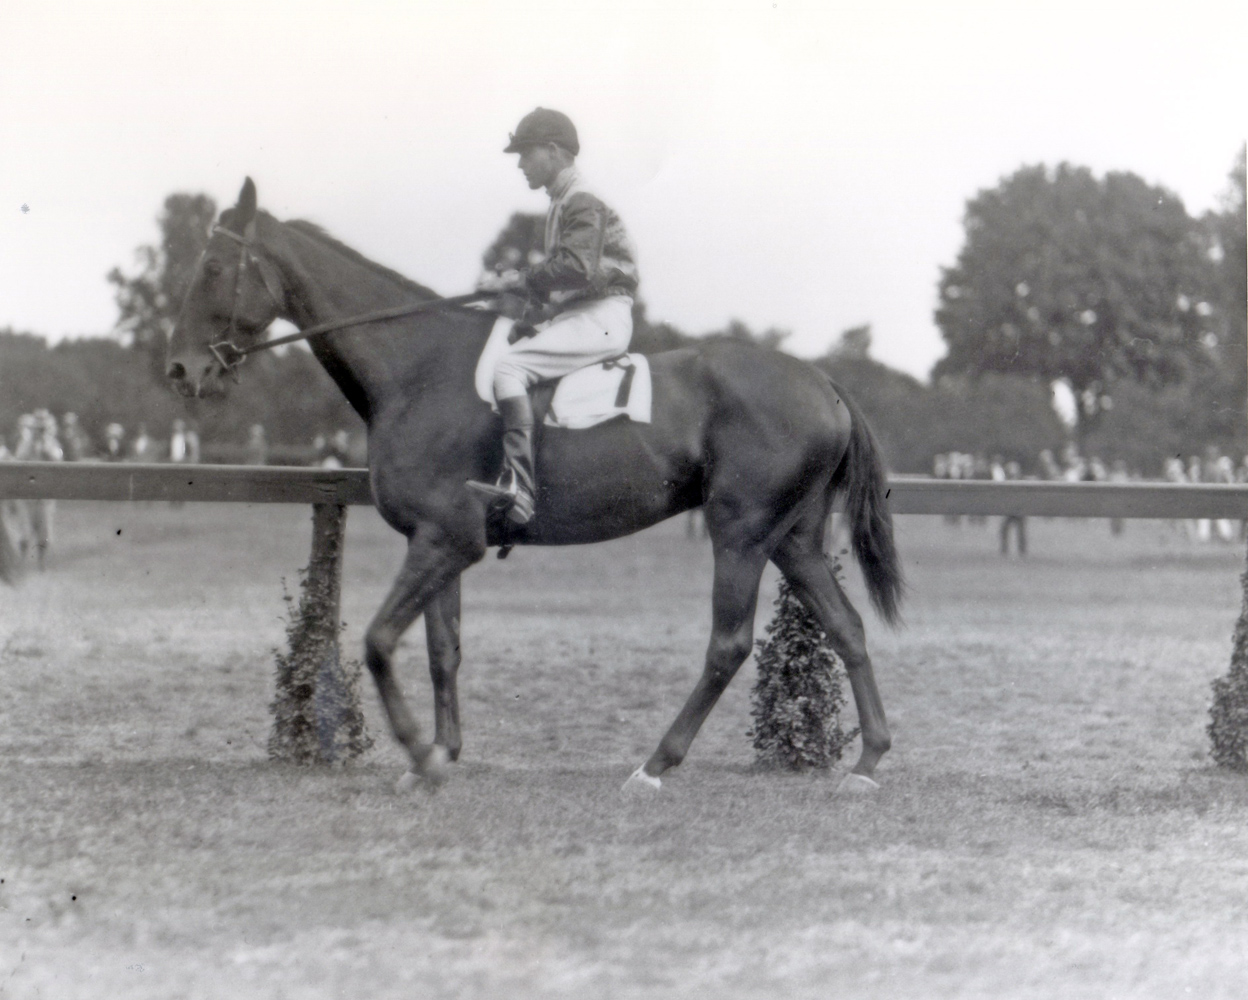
[837,772,880,795]
[422,745,451,787]
[395,770,422,793]
[621,764,662,793]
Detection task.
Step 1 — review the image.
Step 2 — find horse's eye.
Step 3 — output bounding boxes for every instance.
[203,258,224,278]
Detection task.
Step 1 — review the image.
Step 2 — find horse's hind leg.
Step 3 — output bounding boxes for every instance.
[634,544,768,784]
[771,530,891,787]
[425,576,463,760]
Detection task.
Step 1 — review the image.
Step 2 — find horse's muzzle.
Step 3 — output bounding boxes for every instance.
[166,360,225,399]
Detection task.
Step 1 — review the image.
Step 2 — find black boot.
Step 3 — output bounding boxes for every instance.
[466,395,536,525]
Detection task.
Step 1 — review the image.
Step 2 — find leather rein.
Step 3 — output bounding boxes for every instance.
[207,225,490,373]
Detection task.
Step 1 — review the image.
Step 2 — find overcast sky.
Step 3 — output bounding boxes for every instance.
[2,0,1244,380]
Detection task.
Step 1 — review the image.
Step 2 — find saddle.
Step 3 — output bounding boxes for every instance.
[473,317,652,429]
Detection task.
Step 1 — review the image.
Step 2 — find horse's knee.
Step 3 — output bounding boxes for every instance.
[706,628,753,679]
[364,624,398,677]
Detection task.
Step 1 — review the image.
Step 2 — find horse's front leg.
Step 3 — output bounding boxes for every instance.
[364,525,482,786]
[425,576,464,760]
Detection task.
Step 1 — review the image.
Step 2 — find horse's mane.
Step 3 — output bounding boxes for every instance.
[280,216,442,301]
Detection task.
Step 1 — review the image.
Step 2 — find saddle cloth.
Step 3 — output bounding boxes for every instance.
[474,316,652,429]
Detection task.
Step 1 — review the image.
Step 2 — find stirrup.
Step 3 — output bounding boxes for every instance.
[466,474,534,525]
[465,477,515,505]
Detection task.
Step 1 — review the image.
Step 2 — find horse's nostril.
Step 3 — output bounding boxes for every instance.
[167,361,187,381]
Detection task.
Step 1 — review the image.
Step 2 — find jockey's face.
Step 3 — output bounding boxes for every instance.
[517,143,569,191]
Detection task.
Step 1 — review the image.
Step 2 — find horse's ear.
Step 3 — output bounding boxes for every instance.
[235,177,258,236]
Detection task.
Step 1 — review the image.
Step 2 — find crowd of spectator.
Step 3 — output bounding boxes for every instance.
[932,443,1248,554]
[0,411,360,574]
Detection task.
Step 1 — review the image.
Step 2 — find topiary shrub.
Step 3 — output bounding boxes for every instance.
[1209,557,1248,771]
[749,558,859,770]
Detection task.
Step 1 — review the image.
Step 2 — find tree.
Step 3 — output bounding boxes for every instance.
[1199,147,1248,452]
[108,192,218,375]
[831,323,872,360]
[934,163,1221,444]
[478,211,545,282]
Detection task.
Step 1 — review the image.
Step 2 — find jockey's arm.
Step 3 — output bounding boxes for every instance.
[524,196,605,295]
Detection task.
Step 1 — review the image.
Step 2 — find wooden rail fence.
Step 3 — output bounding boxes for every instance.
[6,461,1247,767]
[4,462,1248,519]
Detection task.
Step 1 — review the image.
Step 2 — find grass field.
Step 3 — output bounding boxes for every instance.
[3,501,1247,998]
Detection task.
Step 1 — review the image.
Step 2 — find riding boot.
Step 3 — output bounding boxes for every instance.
[466,395,536,525]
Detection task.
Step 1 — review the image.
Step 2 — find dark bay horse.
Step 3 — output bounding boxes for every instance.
[167,178,903,794]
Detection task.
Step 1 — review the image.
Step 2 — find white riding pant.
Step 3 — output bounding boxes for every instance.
[492,296,633,402]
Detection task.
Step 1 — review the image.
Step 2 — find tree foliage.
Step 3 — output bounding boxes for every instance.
[1197,146,1248,452]
[107,192,218,373]
[934,163,1222,441]
[479,212,546,278]
[0,329,363,461]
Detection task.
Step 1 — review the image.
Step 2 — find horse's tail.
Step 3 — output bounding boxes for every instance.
[829,383,904,627]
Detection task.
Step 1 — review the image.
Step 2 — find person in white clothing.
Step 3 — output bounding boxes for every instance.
[468,108,640,526]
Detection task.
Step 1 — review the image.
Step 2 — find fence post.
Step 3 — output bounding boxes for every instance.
[268,502,372,764]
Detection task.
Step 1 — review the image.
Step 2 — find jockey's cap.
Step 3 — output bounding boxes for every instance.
[504,108,579,156]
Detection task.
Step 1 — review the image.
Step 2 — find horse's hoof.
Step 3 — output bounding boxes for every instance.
[420,744,451,787]
[837,772,880,795]
[621,764,662,795]
[395,746,451,794]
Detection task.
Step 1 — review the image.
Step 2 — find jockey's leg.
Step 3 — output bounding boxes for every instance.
[468,297,632,524]
[465,393,537,525]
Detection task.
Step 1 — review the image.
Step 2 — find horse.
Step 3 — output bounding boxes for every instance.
[167,178,903,794]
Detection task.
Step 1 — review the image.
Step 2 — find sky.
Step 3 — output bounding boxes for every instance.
[1,0,1244,380]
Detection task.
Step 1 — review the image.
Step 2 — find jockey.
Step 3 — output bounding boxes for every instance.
[467,108,639,525]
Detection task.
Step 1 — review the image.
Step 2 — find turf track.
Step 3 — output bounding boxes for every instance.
[2,502,1247,998]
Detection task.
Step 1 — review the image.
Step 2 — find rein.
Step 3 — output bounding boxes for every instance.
[207,226,490,371]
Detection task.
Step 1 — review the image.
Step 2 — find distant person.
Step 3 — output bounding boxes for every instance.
[996,459,1027,557]
[1210,451,1237,543]
[1187,455,1211,542]
[935,453,961,527]
[311,433,333,468]
[1108,458,1130,536]
[129,424,158,462]
[0,430,27,583]
[313,431,343,469]
[1164,456,1198,541]
[13,414,38,462]
[103,423,127,461]
[1037,449,1062,482]
[245,424,269,466]
[329,429,352,467]
[1060,442,1088,482]
[16,410,63,569]
[60,412,94,461]
[969,453,991,525]
[168,419,200,464]
[167,418,199,508]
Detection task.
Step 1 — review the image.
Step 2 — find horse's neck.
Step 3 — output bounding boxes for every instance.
[264,219,450,420]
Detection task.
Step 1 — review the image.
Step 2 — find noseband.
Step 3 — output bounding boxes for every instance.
[205,225,489,375]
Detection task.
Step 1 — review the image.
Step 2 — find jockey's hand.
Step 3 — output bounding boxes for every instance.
[478,268,526,293]
[508,320,539,344]
[496,291,534,322]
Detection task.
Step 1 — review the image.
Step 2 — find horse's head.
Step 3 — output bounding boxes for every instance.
[166,177,285,398]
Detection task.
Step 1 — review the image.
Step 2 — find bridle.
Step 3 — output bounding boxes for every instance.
[205,225,490,375]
